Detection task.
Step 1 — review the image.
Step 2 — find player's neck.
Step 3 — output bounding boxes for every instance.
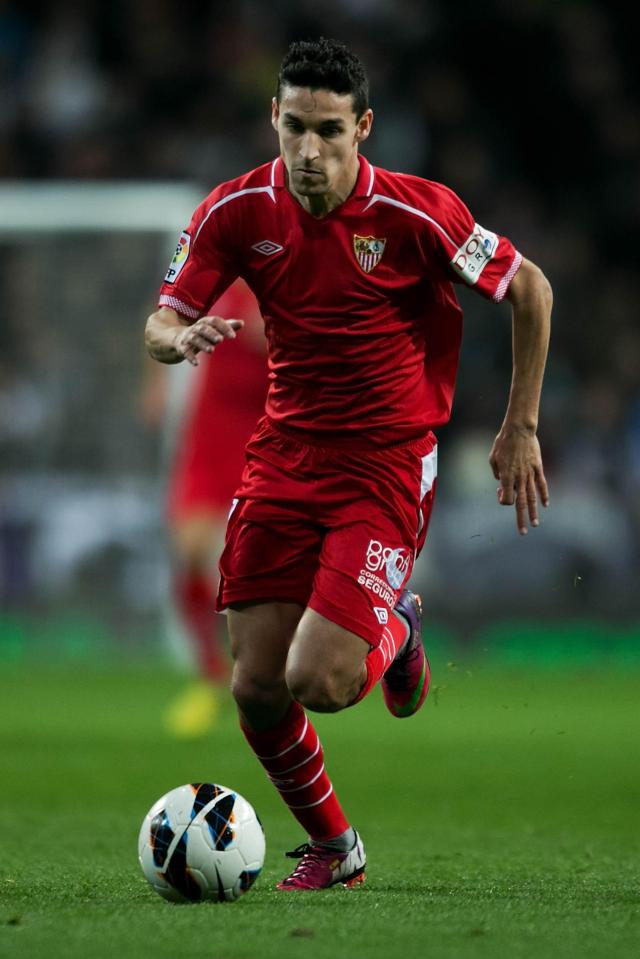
[286,154,360,219]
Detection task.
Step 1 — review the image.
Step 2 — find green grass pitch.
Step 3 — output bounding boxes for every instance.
[0,661,638,959]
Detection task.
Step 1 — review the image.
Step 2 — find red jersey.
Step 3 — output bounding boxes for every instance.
[158,155,521,447]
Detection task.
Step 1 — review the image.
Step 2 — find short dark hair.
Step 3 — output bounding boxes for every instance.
[276,38,369,119]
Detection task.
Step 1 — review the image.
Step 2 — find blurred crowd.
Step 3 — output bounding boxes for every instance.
[1,0,638,623]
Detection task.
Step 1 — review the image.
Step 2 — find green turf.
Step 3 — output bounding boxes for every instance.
[0,663,638,959]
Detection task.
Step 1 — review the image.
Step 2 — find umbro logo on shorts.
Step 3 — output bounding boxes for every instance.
[373,607,389,624]
[252,240,284,256]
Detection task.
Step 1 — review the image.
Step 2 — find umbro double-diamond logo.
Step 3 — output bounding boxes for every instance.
[252,240,284,256]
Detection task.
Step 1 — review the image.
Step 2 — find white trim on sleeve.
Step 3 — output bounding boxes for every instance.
[493,250,523,303]
[158,294,200,319]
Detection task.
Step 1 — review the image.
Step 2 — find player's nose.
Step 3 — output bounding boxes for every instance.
[298,131,321,162]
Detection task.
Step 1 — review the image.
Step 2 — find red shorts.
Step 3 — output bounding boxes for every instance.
[216,417,437,646]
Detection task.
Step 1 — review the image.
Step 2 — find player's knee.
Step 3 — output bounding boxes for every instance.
[285,662,347,714]
[231,668,284,716]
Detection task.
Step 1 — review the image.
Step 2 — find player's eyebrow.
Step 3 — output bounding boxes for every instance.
[283,112,346,130]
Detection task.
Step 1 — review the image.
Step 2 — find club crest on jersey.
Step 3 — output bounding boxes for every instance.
[165,231,190,283]
[353,235,386,273]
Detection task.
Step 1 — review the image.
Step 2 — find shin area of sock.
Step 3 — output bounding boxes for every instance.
[240,701,349,841]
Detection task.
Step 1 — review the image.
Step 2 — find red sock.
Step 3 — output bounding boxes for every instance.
[174,571,228,682]
[351,612,408,705]
[241,702,350,842]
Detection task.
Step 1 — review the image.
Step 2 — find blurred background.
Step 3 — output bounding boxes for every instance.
[1,0,639,667]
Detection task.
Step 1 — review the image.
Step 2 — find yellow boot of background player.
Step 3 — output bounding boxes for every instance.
[164,681,220,738]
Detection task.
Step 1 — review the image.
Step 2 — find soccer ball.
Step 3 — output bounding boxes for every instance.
[138,782,265,903]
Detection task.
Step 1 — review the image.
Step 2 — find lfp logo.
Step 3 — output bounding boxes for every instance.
[165,231,191,283]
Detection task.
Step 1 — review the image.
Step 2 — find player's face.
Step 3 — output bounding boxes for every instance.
[272,85,372,201]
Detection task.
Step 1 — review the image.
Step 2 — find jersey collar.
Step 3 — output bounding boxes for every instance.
[270,154,375,199]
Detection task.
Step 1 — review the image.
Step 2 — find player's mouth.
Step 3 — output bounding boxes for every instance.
[295,168,324,177]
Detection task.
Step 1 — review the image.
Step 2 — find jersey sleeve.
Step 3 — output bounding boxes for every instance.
[427,184,522,303]
[157,189,240,321]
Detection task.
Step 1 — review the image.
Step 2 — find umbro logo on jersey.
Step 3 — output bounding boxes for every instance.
[252,240,284,256]
[373,607,389,625]
[353,235,386,273]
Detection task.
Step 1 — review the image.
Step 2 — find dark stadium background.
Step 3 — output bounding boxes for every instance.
[1,6,639,959]
[1,0,638,663]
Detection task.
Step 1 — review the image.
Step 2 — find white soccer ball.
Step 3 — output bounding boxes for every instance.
[138,783,265,903]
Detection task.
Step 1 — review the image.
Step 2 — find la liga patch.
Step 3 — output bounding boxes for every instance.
[165,231,191,283]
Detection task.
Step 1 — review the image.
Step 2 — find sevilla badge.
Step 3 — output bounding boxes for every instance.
[353,235,386,273]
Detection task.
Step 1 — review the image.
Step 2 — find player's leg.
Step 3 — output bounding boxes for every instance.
[285,605,411,712]
[268,606,410,891]
[228,600,361,889]
[300,541,428,717]
[299,438,438,718]
[228,599,299,730]
[164,510,228,737]
[171,510,228,679]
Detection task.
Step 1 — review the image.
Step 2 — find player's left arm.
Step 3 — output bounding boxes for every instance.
[489,257,552,535]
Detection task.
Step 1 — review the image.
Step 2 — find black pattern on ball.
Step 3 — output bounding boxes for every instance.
[149,810,174,868]
[191,783,223,816]
[239,868,261,892]
[164,832,202,902]
[204,794,236,850]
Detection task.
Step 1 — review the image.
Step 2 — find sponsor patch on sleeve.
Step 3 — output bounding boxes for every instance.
[450,223,498,285]
[164,231,191,284]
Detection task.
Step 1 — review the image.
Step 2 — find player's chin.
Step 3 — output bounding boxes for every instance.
[292,175,327,195]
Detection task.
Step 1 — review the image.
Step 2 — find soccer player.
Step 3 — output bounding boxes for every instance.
[145,279,267,737]
[145,38,552,890]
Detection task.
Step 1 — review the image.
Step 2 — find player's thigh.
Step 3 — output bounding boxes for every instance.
[286,607,368,708]
[228,600,304,686]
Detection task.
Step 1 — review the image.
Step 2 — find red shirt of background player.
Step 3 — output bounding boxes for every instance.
[167,279,267,519]
[158,155,521,447]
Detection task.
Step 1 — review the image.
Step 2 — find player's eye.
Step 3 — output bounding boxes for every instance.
[321,127,341,138]
[285,119,305,133]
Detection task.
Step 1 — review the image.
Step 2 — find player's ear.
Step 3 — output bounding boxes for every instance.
[354,109,373,145]
[271,97,280,132]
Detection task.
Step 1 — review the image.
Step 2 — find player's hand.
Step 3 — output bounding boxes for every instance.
[488,426,549,535]
[174,316,244,366]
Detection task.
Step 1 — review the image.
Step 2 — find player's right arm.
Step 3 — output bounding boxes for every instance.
[145,307,243,366]
[145,183,242,365]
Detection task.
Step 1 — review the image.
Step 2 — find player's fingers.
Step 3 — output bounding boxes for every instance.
[174,330,192,359]
[497,473,515,506]
[190,332,222,353]
[515,478,528,536]
[190,322,225,346]
[203,315,244,338]
[181,343,199,366]
[488,451,500,480]
[527,473,539,527]
[175,329,209,363]
[535,464,550,507]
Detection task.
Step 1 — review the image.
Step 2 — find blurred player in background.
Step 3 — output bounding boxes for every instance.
[143,279,266,737]
[145,39,552,890]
